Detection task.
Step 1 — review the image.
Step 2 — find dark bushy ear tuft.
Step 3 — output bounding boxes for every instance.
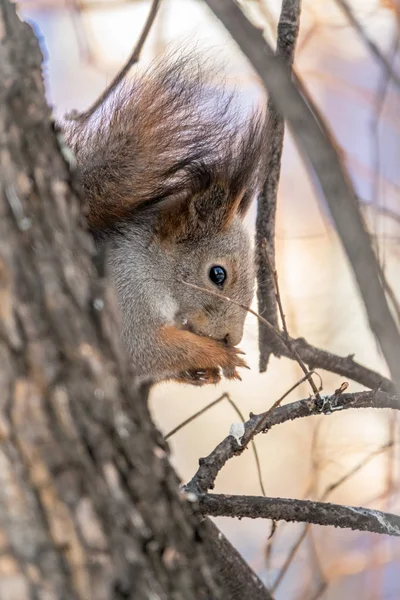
[65,52,267,233]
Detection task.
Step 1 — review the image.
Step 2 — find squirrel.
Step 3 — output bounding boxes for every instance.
[66,55,266,386]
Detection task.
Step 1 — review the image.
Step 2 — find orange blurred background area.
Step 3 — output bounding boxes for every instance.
[18,1,400,597]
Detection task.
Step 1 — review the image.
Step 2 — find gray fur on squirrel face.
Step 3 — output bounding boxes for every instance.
[107,210,254,369]
[67,54,266,378]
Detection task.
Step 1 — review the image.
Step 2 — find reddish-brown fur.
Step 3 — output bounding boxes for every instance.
[158,325,248,383]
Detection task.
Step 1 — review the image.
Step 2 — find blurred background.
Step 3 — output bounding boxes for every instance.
[17,0,400,597]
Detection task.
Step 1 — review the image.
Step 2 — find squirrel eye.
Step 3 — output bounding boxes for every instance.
[209,265,227,287]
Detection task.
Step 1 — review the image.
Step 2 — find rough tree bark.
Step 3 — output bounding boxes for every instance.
[0,2,272,599]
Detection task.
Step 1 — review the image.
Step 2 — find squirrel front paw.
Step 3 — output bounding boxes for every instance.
[158,325,249,385]
[178,345,249,384]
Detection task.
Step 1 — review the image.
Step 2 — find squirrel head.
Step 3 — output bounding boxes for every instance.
[155,183,256,347]
[67,53,266,352]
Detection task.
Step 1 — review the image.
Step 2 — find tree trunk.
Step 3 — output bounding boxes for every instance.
[0,2,272,599]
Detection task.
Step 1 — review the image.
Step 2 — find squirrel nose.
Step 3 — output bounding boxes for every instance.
[223,328,243,347]
[224,332,241,346]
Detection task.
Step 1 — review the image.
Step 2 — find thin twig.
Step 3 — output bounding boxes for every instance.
[272,423,327,594]
[224,395,267,497]
[241,371,321,448]
[165,392,266,496]
[271,523,308,592]
[322,441,394,500]
[67,0,161,122]
[256,0,302,371]
[261,243,325,399]
[308,581,329,600]
[362,201,400,227]
[263,243,289,339]
[301,502,328,599]
[265,422,323,588]
[165,393,228,440]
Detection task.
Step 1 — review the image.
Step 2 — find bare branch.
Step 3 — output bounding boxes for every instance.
[256,0,302,371]
[185,390,400,494]
[198,493,400,537]
[67,0,161,122]
[273,335,395,393]
[203,0,400,390]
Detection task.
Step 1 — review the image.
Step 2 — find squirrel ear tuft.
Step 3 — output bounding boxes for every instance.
[156,104,267,242]
[156,184,253,243]
[155,185,228,242]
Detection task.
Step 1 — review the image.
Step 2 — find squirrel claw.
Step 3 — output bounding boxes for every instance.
[175,368,221,386]
[235,357,249,370]
[222,366,241,380]
[234,348,246,356]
